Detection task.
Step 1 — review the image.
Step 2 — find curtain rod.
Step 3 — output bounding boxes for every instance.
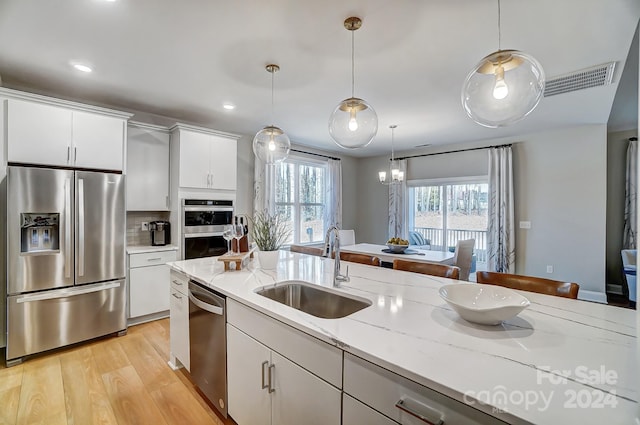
[290,148,341,161]
[394,143,513,161]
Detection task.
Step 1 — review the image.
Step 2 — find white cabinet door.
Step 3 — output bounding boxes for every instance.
[7,99,72,167]
[227,324,271,425]
[126,126,170,210]
[129,265,170,317]
[72,110,125,171]
[179,130,210,189]
[343,394,398,425]
[209,135,237,190]
[169,285,190,371]
[271,351,341,425]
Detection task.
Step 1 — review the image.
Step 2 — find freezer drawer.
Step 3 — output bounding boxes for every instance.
[6,280,127,361]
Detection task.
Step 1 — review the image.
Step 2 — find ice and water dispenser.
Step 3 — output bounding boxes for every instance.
[20,213,60,253]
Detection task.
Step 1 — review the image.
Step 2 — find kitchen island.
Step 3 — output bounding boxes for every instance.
[169,251,637,425]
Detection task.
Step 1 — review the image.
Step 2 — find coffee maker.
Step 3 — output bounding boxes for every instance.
[150,221,171,246]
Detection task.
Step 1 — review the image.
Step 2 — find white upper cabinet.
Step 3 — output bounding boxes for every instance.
[126,123,170,211]
[173,124,238,191]
[72,110,125,171]
[6,97,130,171]
[7,99,73,167]
[178,130,213,189]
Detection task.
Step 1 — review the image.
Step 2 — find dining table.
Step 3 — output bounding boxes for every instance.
[340,243,455,265]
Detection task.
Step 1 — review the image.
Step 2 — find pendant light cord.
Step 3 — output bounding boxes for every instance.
[390,126,396,162]
[497,0,502,51]
[351,29,355,98]
[270,69,275,126]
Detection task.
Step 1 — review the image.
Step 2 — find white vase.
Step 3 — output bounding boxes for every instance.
[257,250,280,270]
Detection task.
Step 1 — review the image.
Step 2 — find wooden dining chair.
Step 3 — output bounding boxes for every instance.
[290,245,325,257]
[476,271,580,299]
[335,252,381,266]
[393,259,460,279]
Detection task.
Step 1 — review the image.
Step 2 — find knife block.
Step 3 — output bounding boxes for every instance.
[232,235,249,253]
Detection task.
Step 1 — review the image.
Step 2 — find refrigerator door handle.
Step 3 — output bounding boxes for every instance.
[65,178,72,278]
[78,178,85,276]
[16,281,122,303]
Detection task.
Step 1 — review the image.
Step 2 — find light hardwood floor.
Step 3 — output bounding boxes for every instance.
[0,319,237,425]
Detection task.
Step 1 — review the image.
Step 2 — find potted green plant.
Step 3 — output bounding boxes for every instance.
[249,210,291,269]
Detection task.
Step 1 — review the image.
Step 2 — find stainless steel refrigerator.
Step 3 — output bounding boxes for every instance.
[6,165,126,365]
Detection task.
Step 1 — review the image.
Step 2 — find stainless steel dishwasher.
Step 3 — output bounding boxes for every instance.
[188,280,227,418]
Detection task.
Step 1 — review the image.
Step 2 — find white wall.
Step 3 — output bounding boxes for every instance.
[0,99,6,348]
[512,125,607,297]
[355,124,608,297]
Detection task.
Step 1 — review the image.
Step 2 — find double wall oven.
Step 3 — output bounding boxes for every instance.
[182,199,233,259]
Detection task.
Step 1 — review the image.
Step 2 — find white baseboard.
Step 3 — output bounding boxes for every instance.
[578,290,608,304]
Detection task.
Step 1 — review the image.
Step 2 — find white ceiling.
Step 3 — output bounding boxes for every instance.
[0,0,638,157]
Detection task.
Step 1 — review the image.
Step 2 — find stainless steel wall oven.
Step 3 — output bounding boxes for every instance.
[182,199,233,259]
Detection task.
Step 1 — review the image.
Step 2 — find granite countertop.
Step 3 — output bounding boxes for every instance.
[168,252,637,425]
[127,245,179,254]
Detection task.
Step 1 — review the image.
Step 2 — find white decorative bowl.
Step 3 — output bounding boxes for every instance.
[439,283,530,325]
[386,243,409,253]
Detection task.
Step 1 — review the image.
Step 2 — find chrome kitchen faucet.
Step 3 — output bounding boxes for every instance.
[324,226,350,287]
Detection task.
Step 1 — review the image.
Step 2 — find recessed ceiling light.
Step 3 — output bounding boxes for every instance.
[71,63,92,73]
[223,103,235,110]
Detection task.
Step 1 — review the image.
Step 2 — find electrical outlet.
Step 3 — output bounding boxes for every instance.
[546,265,553,273]
[141,222,149,231]
[519,221,531,229]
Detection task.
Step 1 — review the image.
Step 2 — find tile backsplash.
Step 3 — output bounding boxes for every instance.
[126,211,171,246]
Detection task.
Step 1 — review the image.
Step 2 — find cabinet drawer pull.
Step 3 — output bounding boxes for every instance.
[67,146,70,162]
[261,361,269,389]
[172,293,182,299]
[395,398,444,425]
[172,279,183,285]
[147,257,162,262]
[74,147,77,162]
[268,364,275,393]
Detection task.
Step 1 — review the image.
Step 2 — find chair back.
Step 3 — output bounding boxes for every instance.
[476,271,579,299]
[621,249,637,267]
[338,229,356,246]
[337,252,381,266]
[393,259,460,279]
[290,245,324,257]
[453,239,475,281]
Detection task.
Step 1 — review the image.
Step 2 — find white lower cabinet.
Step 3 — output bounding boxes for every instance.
[343,394,398,425]
[344,353,507,425]
[169,270,189,371]
[226,300,341,425]
[128,250,176,322]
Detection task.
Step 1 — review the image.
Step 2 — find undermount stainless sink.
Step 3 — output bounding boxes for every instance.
[255,281,371,319]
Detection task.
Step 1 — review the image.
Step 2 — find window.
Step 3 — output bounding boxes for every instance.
[274,157,327,245]
[408,178,488,264]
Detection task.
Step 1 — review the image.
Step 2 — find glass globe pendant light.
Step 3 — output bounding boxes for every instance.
[461,0,545,128]
[328,17,378,149]
[253,64,291,163]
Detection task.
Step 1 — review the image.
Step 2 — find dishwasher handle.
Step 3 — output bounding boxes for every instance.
[188,290,224,316]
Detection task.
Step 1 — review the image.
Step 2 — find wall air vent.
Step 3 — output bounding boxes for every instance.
[543,62,616,97]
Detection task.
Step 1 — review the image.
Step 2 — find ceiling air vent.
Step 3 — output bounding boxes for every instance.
[543,62,616,97]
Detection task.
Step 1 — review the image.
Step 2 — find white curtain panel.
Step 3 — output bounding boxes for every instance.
[623,138,638,249]
[487,146,515,273]
[323,158,342,229]
[253,157,276,217]
[388,159,408,239]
